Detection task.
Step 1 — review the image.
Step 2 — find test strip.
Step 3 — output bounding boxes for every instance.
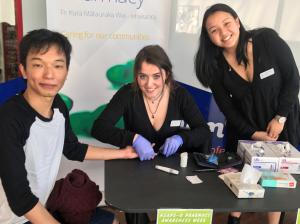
[155,165,179,175]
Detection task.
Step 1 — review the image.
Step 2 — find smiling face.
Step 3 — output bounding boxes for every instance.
[137,61,167,100]
[206,11,240,51]
[20,45,68,101]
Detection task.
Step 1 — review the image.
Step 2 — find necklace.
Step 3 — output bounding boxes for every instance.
[145,91,164,119]
[150,90,163,104]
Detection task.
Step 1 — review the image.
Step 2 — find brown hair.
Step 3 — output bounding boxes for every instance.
[132,45,175,91]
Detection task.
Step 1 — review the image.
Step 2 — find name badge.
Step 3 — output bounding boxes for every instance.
[170,120,181,127]
[259,68,275,79]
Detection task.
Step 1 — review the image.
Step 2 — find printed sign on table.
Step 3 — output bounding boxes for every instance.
[296,208,300,224]
[157,209,213,224]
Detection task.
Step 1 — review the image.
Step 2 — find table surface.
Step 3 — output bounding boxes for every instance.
[105,154,300,213]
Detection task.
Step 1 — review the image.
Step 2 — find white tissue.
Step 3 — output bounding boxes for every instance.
[240,164,262,184]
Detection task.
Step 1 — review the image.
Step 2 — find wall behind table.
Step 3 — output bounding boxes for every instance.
[22,0,46,31]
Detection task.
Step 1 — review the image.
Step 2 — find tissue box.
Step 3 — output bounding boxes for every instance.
[223,172,265,198]
[260,171,297,188]
[237,140,300,173]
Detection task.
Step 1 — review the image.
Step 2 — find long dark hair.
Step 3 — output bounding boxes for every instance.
[132,45,175,91]
[194,3,251,87]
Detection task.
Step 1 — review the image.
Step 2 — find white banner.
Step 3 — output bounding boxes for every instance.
[46,0,171,192]
[47,0,171,112]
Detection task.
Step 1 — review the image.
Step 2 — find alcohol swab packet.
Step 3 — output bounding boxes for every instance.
[186,175,203,184]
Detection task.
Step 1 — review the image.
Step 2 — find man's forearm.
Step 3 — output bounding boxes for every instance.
[84,145,137,160]
[24,202,59,224]
[85,145,127,160]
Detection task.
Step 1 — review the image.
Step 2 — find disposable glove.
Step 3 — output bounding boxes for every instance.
[132,135,155,161]
[160,135,183,157]
[207,154,218,165]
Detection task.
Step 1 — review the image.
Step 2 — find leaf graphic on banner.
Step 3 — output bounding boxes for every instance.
[62,60,132,137]
[106,60,134,89]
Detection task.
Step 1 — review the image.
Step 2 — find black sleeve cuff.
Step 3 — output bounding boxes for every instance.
[11,194,38,217]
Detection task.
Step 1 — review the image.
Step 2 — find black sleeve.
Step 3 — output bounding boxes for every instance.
[176,87,212,152]
[0,112,38,216]
[55,96,88,161]
[63,115,88,161]
[91,85,135,147]
[264,29,300,117]
[210,73,256,138]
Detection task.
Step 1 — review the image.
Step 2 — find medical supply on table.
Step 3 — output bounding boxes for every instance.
[223,164,265,198]
[180,152,188,168]
[193,152,242,169]
[155,165,179,175]
[260,171,297,188]
[192,168,216,172]
[186,175,203,184]
[237,140,300,173]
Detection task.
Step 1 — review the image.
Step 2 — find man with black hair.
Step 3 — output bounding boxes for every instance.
[0,29,137,224]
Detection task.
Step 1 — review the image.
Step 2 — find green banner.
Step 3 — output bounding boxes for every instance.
[296,209,300,224]
[157,209,213,224]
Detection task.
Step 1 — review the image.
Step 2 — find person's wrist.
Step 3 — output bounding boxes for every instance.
[133,134,139,144]
[274,115,286,124]
[123,146,132,158]
[119,149,126,159]
[251,131,258,140]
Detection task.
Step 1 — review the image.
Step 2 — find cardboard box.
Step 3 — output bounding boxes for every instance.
[278,157,300,174]
[266,142,300,174]
[237,140,300,173]
[260,171,297,188]
[223,173,265,198]
[237,140,279,172]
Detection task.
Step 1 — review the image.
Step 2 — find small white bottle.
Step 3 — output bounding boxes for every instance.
[180,152,188,168]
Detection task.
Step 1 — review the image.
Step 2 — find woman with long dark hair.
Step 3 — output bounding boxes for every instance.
[195,3,300,224]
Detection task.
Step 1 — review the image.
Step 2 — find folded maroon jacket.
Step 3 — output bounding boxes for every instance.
[46,169,102,224]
